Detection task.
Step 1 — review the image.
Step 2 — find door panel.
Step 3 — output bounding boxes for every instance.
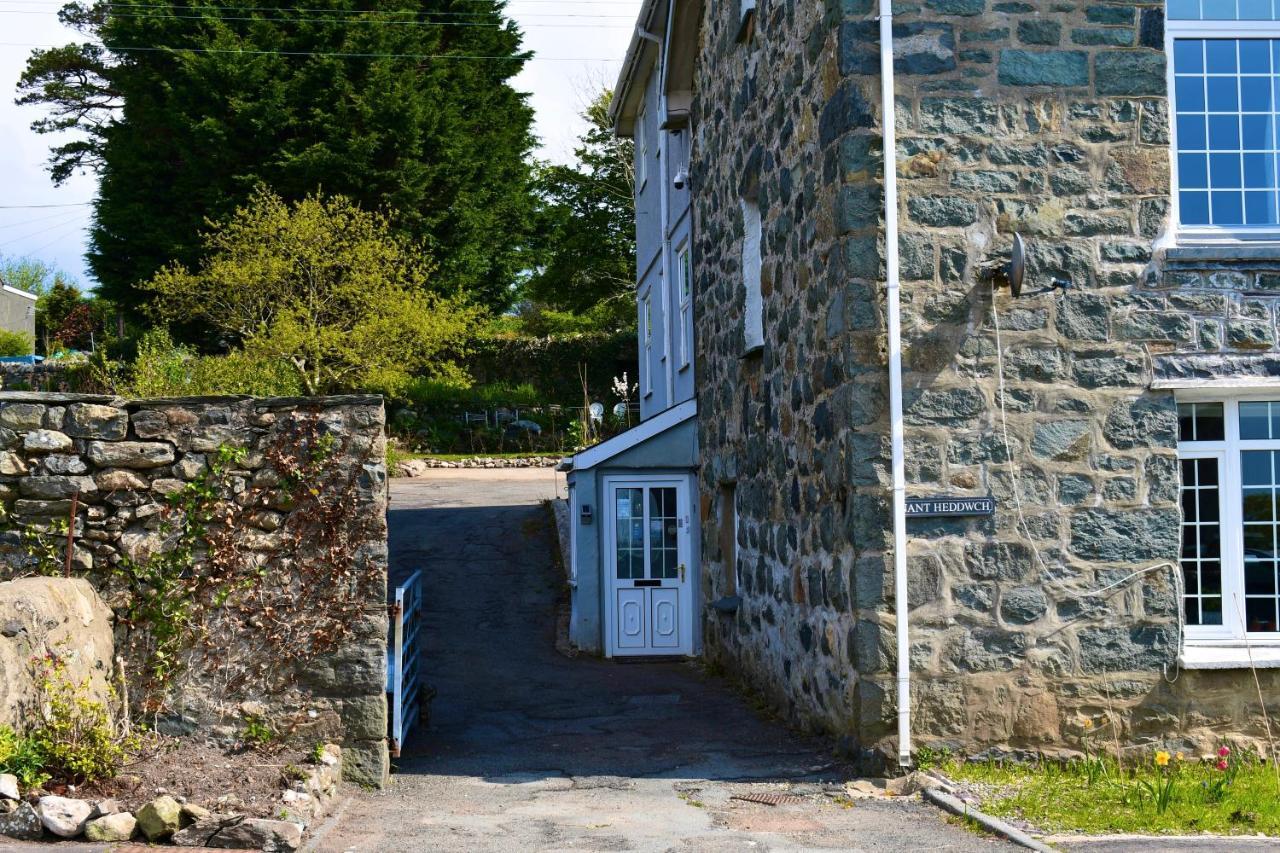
[616,588,646,649]
[606,479,693,657]
[650,587,680,648]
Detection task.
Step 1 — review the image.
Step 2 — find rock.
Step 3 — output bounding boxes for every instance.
[0,404,45,430]
[0,452,25,476]
[64,403,130,440]
[886,770,944,797]
[181,803,212,826]
[0,774,17,801]
[0,801,43,841]
[209,817,302,852]
[95,468,151,491]
[86,440,176,469]
[37,795,94,838]
[845,779,883,798]
[0,578,115,731]
[93,798,125,816]
[136,795,183,841]
[151,478,186,496]
[19,475,97,500]
[395,459,428,478]
[83,812,137,842]
[173,814,244,847]
[22,430,73,453]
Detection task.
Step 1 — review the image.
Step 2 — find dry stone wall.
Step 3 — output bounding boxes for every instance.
[694,0,1280,766]
[0,393,389,786]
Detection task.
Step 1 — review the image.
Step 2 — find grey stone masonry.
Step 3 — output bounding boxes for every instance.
[0,393,389,787]
[692,0,1280,767]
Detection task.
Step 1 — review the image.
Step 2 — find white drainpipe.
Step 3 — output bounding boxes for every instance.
[878,0,911,770]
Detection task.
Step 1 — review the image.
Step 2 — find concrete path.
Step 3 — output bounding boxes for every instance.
[309,469,1013,852]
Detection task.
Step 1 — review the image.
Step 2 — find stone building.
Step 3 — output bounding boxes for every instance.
[603,0,1280,768]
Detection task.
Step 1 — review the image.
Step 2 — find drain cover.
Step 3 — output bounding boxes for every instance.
[731,792,805,806]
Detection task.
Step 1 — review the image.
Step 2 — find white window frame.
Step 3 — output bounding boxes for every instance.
[677,243,692,370]
[641,288,653,398]
[1166,18,1280,245]
[1178,391,1280,667]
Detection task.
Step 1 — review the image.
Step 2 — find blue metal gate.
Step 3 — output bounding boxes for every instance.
[388,570,425,757]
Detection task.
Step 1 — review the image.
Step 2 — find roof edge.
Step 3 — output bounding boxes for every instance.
[569,398,696,471]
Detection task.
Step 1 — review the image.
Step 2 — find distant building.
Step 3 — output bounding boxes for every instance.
[0,274,37,345]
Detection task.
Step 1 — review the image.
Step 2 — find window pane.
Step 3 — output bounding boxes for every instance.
[1242,39,1272,71]
[1182,191,1212,224]
[1179,115,1209,150]
[1208,118,1241,151]
[1198,456,1220,485]
[1242,0,1275,20]
[1244,450,1274,485]
[1176,38,1206,72]
[1244,488,1276,521]
[1177,76,1207,112]
[1180,154,1210,189]
[1241,401,1273,438]
[1247,560,1278,594]
[1246,191,1277,224]
[1208,76,1241,112]
[1207,40,1240,73]
[1243,76,1273,112]
[1247,596,1279,631]
[1212,191,1245,223]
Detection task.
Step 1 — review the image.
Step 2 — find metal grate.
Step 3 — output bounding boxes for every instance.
[731,792,806,807]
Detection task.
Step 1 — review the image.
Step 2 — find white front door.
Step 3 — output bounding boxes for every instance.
[605,478,693,657]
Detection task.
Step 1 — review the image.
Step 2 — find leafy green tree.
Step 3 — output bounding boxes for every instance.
[18,0,535,322]
[143,189,480,395]
[524,90,635,331]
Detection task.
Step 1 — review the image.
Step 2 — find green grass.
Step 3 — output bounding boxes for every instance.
[941,750,1280,836]
[387,446,553,469]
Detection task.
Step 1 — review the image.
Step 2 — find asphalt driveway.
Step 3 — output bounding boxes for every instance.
[308,468,1013,852]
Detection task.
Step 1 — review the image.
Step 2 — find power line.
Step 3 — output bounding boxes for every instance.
[0,202,92,209]
[2,40,620,58]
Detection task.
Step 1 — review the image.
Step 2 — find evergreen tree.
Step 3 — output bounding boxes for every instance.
[18,0,535,326]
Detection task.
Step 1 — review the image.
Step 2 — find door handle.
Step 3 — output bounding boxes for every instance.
[679,563,686,583]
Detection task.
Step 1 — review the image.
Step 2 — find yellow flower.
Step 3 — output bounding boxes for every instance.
[1176,751,1185,762]
[1155,750,1171,767]
[1082,718,1094,730]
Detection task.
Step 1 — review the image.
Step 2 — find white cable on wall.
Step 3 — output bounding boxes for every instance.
[988,279,1183,683]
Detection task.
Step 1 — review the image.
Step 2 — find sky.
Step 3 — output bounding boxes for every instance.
[0,0,642,290]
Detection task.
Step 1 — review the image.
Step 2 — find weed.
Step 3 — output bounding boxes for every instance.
[240,714,277,750]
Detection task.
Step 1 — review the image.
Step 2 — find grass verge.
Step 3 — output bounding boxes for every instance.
[936,748,1280,836]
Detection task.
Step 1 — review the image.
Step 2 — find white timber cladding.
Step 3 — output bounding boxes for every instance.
[740,198,764,352]
[1175,391,1280,667]
[1166,15,1280,243]
[637,101,648,188]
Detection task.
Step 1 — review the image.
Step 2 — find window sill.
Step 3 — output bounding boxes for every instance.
[1180,643,1280,670]
[740,343,764,361]
[1166,245,1280,264]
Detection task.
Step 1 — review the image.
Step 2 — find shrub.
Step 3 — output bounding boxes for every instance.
[0,725,49,790]
[26,655,136,786]
[124,329,302,398]
[0,330,33,357]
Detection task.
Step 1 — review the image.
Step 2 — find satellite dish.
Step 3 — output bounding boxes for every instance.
[588,402,604,423]
[1007,232,1026,298]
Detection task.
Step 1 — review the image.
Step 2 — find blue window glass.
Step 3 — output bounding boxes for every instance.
[1244,114,1273,148]
[1243,76,1273,111]
[1175,35,1280,227]
[1243,0,1276,19]
[1179,115,1209,149]
[1209,115,1241,149]
[1213,191,1245,222]
[1182,191,1212,224]
[1207,40,1240,73]
[1208,76,1241,112]
[1211,152,1244,187]
[1180,153,1210,188]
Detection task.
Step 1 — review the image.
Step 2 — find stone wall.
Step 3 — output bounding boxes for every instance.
[694,0,1280,766]
[692,0,886,762]
[0,393,389,786]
